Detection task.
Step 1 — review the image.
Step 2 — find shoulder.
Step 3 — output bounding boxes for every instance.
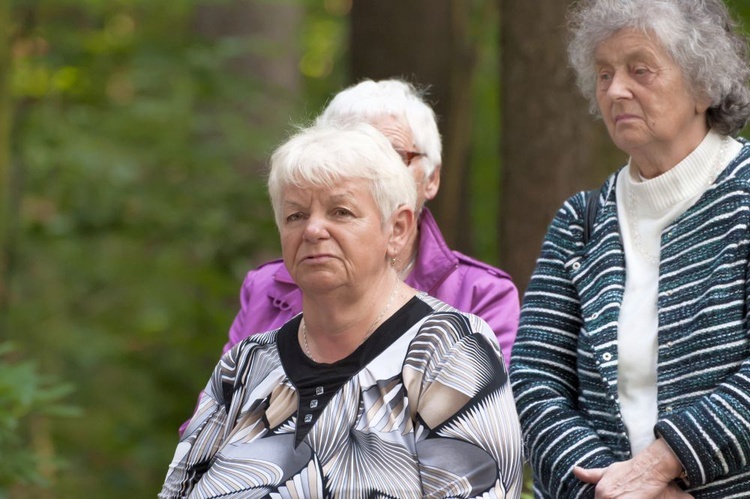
[558,176,614,228]
[452,252,512,281]
[541,173,619,253]
[227,330,281,367]
[417,294,495,340]
[405,295,503,370]
[208,330,282,402]
[250,258,286,276]
[709,141,750,212]
[241,258,292,287]
[724,139,750,183]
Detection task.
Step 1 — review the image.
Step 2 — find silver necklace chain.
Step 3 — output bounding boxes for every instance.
[301,278,400,362]
[625,136,729,265]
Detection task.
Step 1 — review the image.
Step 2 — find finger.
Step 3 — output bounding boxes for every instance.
[664,483,694,499]
[573,465,605,483]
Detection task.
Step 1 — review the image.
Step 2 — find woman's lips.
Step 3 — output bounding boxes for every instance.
[303,254,335,263]
[614,113,640,123]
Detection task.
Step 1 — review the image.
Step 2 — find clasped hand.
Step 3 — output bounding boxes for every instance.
[572,439,693,499]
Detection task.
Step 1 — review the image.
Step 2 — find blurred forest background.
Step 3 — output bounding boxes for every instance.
[2,0,750,497]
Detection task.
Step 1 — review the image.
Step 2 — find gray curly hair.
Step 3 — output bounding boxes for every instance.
[567,0,750,136]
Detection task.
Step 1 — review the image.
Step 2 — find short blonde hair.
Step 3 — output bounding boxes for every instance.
[267,122,417,228]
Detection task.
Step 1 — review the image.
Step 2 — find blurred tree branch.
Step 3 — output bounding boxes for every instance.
[0,0,10,335]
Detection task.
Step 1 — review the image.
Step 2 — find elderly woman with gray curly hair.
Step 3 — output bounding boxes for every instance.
[509,0,750,497]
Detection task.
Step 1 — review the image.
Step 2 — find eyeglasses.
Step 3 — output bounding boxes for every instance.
[395,149,425,166]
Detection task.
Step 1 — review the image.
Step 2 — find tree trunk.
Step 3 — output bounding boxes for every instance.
[498,0,624,292]
[350,0,477,253]
[192,0,303,175]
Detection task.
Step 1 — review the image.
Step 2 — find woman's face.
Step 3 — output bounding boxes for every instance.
[594,28,710,170]
[367,114,439,210]
[280,178,394,294]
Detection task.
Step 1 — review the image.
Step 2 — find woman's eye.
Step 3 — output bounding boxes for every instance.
[333,208,353,217]
[286,213,303,222]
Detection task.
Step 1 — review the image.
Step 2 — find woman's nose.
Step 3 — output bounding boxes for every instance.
[303,215,329,241]
[607,72,632,99]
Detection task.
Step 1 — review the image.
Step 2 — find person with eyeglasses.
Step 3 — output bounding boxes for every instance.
[178,78,520,435]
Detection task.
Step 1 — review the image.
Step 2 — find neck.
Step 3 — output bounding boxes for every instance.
[630,125,709,179]
[397,227,420,279]
[300,271,403,363]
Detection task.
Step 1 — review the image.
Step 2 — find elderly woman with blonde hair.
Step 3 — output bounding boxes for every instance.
[159,122,523,498]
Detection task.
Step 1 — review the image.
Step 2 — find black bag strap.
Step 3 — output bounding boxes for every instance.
[583,189,600,245]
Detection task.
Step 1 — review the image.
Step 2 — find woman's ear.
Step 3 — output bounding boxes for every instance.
[388,205,416,256]
[422,165,440,202]
[695,92,712,114]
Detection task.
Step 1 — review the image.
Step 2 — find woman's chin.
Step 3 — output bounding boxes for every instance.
[295,274,345,295]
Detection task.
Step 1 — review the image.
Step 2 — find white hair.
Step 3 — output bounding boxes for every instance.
[568,0,750,136]
[315,79,443,178]
[267,122,417,228]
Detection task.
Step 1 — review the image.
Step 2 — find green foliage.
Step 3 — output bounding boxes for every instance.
[7,0,750,497]
[521,471,535,499]
[727,0,750,25]
[0,342,78,493]
[6,0,344,496]
[299,0,349,114]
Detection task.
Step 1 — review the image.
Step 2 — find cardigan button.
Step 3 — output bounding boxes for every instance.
[572,262,581,270]
[602,352,612,361]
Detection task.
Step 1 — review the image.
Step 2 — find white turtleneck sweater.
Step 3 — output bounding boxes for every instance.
[615,129,742,456]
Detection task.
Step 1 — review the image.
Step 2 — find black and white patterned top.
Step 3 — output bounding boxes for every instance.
[160,293,523,498]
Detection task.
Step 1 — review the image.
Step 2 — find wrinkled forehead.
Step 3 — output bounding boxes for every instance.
[594,28,668,65]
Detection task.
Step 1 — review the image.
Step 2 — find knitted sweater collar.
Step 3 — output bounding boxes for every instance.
[624,129,725,215]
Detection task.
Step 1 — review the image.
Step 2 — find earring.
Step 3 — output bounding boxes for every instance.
[390,257,397,267]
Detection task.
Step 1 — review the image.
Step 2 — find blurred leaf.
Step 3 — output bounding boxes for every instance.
[6,0,339,497]
[0,343,78,491]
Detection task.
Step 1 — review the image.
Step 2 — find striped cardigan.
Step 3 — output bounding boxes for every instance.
[509,142,750,498]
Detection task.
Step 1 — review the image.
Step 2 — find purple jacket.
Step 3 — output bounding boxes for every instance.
[222,208,519,365]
